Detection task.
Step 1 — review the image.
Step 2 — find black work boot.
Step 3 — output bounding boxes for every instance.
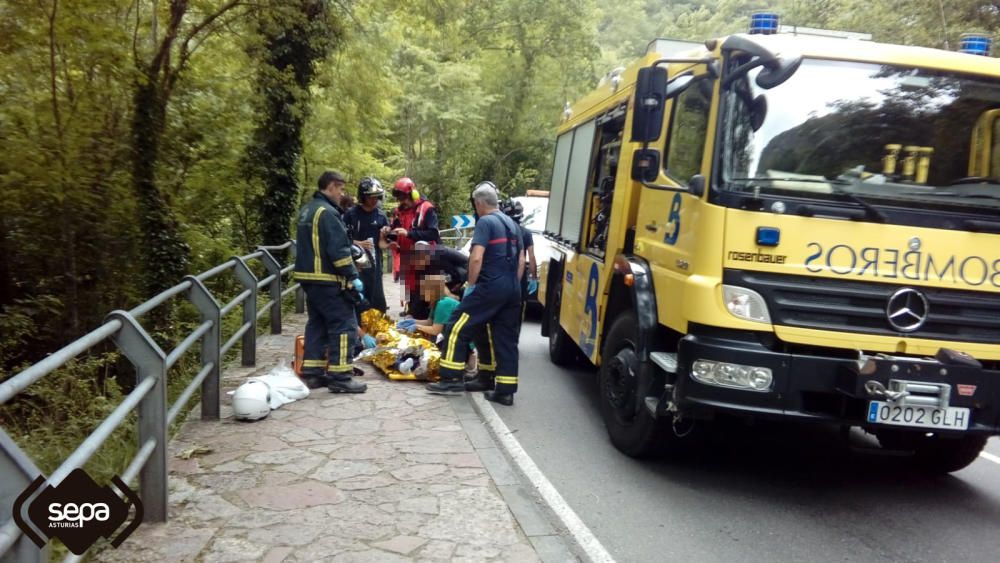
[302,371,331,390]
[426,379,466,396]
[484,391,514,406]
[327,376,367,394]
[464,373,495,393]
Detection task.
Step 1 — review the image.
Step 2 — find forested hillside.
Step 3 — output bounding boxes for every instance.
[2,0,998,412]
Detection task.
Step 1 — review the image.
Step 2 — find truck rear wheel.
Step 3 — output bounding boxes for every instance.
[877,431,987,473]
[599,311,668,458]
[547,280,577,366]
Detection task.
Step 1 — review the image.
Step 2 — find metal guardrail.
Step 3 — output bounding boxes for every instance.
[438,227,474,250]
[0,241,304,562]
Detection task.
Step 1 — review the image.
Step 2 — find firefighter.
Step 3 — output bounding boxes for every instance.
[389,177,440,319]
[294,171,367,394]
[501,199,538,328]
[427,181,524,406]
[343,177,390,313]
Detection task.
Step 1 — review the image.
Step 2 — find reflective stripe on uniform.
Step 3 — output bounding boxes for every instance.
[339,334,348,368]
[439,358,465,370]
[480,324,497,371]
[327,333,353,373]
[333,256,353,267]
[444,312,470,365]
[312,207,326,275]
[293,272,345,283]
[495,376,518,385]
[302,359,327,368]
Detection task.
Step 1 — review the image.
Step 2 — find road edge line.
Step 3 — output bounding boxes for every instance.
[470,393,616,563]
[980,451,1000,465]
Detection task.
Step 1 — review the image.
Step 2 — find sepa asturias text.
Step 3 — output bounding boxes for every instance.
[804,243,1000,288]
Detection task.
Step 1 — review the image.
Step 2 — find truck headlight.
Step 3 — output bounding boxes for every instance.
[691,360,773,392]
[722,285,771,323]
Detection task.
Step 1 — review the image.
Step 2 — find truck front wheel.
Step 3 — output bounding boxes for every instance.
[913,434,987,473]
[877,431,987,473]
[599,312,668,458]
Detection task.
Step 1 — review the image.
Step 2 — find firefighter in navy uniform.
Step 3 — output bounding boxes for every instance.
[343,177,390,313]
[427,182,524,406]
[501,200,538,327]
[295,171,367,393]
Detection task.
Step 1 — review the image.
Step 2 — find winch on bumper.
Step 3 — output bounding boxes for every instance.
[667,330,1000,435]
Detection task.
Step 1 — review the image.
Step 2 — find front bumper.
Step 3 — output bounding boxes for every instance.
[673,329,1000,435]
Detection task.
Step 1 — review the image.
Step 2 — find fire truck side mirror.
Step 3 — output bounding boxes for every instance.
[631,66,667,143]
[631,149,660,182]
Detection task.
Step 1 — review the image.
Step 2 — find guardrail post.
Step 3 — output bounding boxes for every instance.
[0,430,49,562]
[104,311,168,523]
[258,248,283,335]
[290,240,304,314]
[295,285,305,314]
[184,276,222,420]
[231,257,258,367]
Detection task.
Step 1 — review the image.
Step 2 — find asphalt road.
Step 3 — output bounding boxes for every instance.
[500,319,1000,563]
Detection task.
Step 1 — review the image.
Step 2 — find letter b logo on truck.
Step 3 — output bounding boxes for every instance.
[13,468,143,555]
[664,193,682,245]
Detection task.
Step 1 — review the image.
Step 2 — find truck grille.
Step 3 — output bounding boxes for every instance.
[725,270,1000,345]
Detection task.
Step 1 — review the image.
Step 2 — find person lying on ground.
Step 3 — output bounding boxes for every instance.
[396,275,477,376]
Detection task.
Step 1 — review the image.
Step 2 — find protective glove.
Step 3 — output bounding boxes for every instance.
[350,278,365,300]
[527,278,539,295]
[396,318,417,332]
[362,334,377,349]
[463,284,476,298]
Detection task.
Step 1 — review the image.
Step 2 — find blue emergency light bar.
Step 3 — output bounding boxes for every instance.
[960,33,992,56]
[749,12,779,35]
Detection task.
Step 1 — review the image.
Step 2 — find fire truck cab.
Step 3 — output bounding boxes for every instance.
[540,21,1000,472]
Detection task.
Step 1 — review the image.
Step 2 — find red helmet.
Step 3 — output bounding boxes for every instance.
[394,177,415,193]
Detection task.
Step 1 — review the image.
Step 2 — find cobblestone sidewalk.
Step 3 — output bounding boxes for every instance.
[101,285,543,562]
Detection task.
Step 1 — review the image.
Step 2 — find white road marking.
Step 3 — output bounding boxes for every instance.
[979,451,1000,465]
[471,393,616,563]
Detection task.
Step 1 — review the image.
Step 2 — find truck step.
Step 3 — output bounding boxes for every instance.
[650,352,678,374]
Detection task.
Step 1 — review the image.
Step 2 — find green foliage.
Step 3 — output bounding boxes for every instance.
[0,353,132,479]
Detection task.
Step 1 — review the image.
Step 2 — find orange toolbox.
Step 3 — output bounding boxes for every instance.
[293,334,327,376]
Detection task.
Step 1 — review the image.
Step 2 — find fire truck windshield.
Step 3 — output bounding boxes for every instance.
[719,57,1000,213]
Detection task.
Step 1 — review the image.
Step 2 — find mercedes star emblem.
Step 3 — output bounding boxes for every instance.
[886,288,930,332]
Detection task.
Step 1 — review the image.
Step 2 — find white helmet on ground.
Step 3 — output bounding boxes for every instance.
[232,380,271,421]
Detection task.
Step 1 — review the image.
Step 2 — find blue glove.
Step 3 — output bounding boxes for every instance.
[463,284,476,298]
[527,279,538,295]
[396,319,417,332]
[362,334,377,349]
[350,278,364,300]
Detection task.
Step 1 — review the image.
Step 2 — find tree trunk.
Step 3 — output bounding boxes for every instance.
[252,0,337,254]
[131,76,190,303]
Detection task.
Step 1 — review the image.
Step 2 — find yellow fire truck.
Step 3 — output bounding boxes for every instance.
[539,20,1000,472]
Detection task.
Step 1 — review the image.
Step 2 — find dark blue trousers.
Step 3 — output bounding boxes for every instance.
[439,276,521,394]
[303,283,358,379]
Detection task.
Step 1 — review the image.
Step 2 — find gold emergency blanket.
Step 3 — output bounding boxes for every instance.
[358,309,440,382]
